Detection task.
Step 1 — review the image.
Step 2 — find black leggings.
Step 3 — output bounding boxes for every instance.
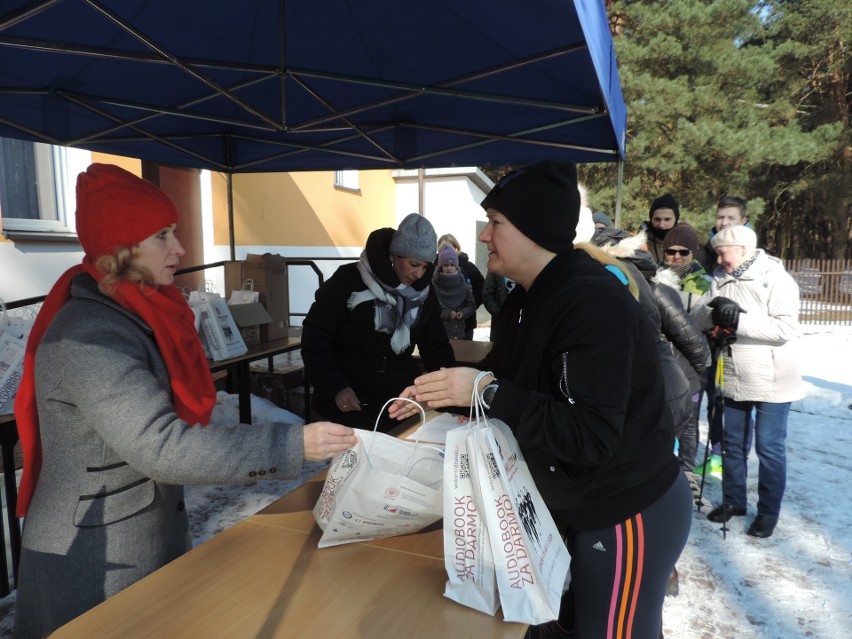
[558,474,693,638]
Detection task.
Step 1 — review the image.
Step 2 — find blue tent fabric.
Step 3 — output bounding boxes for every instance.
[0,0,626,172]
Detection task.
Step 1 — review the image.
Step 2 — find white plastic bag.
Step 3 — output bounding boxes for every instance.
[0,298,33,414]
[188,287,247,361]
[313,399,444,548]
[228,279,259,305]
[466,372,571,625]
[442,420,499,615]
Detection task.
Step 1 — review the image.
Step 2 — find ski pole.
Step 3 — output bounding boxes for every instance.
[695,346,720,512]
[716,351,729,540]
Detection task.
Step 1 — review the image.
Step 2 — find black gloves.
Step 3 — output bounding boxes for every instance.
[708,297,745,331]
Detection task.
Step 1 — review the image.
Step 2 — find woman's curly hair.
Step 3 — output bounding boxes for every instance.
[95,246,155,296]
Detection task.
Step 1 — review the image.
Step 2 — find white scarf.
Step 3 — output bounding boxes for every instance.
[347,253,430,354]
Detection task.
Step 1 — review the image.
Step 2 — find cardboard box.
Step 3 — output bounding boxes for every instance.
[224,254,290,342]
[227,302,273,346]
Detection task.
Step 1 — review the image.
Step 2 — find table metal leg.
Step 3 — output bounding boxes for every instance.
[0,423,21,593]
[237,361,252,424]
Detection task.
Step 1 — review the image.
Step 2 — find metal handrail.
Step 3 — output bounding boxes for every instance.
[4,256,359,321]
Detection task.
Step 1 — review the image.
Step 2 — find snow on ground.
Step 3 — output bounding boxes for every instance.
[0,327,849,638]
[661,326,852,639]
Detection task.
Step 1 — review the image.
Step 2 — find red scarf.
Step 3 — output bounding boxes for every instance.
[15,258,216,516]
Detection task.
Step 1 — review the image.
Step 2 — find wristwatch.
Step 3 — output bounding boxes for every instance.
[481,381,500,410]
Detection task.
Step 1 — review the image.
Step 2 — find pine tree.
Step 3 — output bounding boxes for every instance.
[580,0,847,258]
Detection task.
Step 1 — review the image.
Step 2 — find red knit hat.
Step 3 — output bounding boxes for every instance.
[75,163,178,258]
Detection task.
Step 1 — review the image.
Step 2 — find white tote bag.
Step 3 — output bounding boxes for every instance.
[467,373,571,625]
[0,298,33,414]
[188,287,247,361]
[313,399,444,548]
[442,420,499,615]
[228,279,259,305]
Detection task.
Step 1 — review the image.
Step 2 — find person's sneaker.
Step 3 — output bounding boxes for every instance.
[695,454,723,478]
[666,567,679,597]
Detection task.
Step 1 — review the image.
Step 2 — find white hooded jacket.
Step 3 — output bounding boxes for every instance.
[694,249,804,403]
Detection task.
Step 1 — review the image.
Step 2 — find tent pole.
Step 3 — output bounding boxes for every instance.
[418,168,425,215]
[614,159,624,229]
[227,173,236,261]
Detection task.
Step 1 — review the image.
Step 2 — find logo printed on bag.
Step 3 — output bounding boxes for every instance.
[495,495,535,589]
[516,489,542,547]
[384,487,400,498]
[452,495,480,581]
[339,449,358,468]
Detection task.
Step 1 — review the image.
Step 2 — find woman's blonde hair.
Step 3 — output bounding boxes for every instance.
[95,246,155,297]
[437,233,461,252]
[574,241,640,300]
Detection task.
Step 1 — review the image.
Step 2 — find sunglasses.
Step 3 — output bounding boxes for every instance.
[665,248,692,257]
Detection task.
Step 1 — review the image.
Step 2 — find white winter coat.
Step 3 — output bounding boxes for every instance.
[694,250,804,403]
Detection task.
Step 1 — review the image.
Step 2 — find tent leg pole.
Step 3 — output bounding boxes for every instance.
[227,173,236,261]
[614,159,624,229]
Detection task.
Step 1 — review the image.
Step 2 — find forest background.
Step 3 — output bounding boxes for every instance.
[486,0,851,259]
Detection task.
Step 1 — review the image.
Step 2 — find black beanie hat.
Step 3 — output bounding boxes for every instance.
[480,161,580,254]
[648,193,680,221]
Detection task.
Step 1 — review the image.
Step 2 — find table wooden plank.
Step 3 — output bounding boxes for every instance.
[52,521,523,639]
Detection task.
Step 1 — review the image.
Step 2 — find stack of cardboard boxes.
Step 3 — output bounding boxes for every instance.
[224,254,290,345]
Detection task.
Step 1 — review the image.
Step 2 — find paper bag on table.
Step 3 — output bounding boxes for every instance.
[188,286,247,361]
[313,399,443,548]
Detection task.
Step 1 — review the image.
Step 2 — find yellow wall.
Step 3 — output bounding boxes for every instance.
[211,169,397,248]
[90,153,141,176]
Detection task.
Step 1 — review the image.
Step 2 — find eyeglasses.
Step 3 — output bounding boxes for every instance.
[665,248,692,257]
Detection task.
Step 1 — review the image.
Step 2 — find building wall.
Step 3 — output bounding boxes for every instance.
[1,155,492,331]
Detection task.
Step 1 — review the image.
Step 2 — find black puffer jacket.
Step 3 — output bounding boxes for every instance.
[593,230,709,429]
[484,250,680,530]
[302,228,455,407]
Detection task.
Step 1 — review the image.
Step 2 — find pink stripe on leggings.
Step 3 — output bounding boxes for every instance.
[606,523,624,639]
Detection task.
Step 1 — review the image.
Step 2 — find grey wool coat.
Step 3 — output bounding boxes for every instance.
[14,274,306,639]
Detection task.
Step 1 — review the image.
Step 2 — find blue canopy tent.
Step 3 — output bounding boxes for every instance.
[0,0,627,231]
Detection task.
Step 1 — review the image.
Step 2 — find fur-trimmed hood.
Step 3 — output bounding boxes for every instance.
[592,229,657,276]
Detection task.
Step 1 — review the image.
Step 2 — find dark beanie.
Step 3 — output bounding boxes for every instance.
[480,161,580,253]
[664,223,699,253]
[648,193,680,221]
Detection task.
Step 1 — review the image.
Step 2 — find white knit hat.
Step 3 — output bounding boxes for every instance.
[711,225,757,249]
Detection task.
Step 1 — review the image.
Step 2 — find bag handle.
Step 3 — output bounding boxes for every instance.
[241,279,255,291]
[469,370,494,426]
[368,398,441,476]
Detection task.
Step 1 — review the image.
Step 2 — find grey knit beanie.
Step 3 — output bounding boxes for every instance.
[389,213,438,262]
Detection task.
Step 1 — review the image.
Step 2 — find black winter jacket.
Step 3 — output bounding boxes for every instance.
[458,252,484,335]
[483,250,680,530]
[302,228,455,407]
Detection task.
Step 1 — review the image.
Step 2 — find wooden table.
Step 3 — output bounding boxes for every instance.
[51,421,525,639]
[209,333,304,423]
[414,339,493,365]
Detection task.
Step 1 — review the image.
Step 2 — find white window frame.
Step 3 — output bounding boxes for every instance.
[334,169,360,191]
[0,142,88,235]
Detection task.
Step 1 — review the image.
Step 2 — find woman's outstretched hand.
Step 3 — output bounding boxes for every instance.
[388,367,490,420]
[302,422,359,461]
